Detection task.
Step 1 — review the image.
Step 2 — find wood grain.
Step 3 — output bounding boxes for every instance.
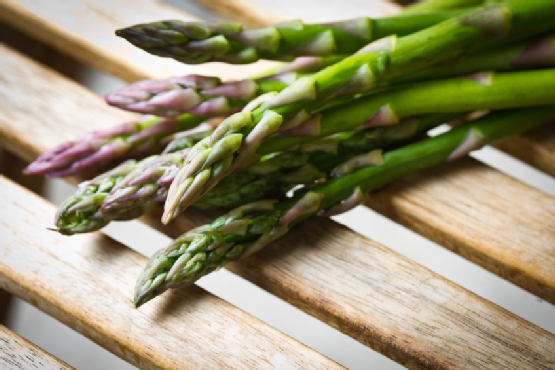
[365,153,555,304]
[0,325,74,370]
[493,124,555,178]
[2,43,555,370]
[192,0,288,27]
[0,176,343,370]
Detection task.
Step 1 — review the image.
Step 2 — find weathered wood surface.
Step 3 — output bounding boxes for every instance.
[0,325,75,370]
[365,154,555,304]
[493,125,555,178]
[2,43,555,370]
[191,0,288,27]
[0,176,343,370]
[0,0,278,82]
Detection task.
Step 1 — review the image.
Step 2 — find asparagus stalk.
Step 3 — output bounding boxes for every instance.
[23,114,208,177]
[105,71,294,117]
[163,66,555,222]
[116,10,471,64]
[395,33,555,84]
[134,106,555,307]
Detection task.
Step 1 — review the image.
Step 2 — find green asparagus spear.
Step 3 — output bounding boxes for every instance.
[105,72,296,117]
[134,106,555,307]
[116,10,472,64]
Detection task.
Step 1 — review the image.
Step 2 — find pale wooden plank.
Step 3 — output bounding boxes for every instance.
[364,152,555,304]
[191,0,288,27]
[196,0,402,24]
[0,325,75,370]
[493,124,555,178]
[0,0,278,82]
[0,176,343,370]
[2,43,555,370]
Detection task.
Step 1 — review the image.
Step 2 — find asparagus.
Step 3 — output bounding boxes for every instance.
[116,10,471,64]
[163,66,555,222]
[105,71,294,117]
[23,114,207,177]
[54,110,456,234]
[27,55,338,177]
[134,105,555,307]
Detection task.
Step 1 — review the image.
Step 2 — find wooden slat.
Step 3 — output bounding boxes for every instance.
[2,43,555,370]
[364,154,555,304]
[0,0,278,82]
[0,176,343,370]
[493,124,555,178]
[191,0,288,27]
[0,325,75,370]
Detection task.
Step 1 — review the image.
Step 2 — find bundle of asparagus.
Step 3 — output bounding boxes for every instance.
[25,0,555,307]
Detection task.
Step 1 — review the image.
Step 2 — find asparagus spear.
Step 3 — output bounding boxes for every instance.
[163,66,555,222]
[23,114,207,177]
[134,105,555,307]
[105,71,294,117]
[115,10,471,64]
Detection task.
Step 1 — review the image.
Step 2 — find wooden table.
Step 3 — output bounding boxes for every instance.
[1,0,554,368]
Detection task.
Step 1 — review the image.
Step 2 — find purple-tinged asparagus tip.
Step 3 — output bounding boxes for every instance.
[447,128,485,162]
[280,113,321,137]
[287,30,336,57]
[242,111,282,150]
[331,150,383,177]
[186,96,232,118]
[318,187,367,217]
[459,4,511,38]
[260,71,298,84]
[356,35,397,55]
[265,77,316,109]
[201,79,258,101]
[510,35,555,68]
[324,17,372,40]
[463,71,494,86]
[361,104,399,128]
[278,191,323,227]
